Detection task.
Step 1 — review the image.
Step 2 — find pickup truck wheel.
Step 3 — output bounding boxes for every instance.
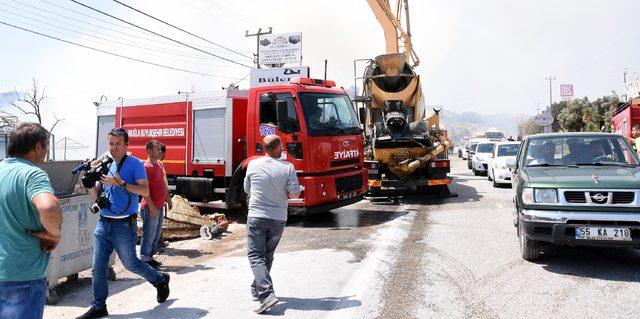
[518,219,541,261]
[473,168,480,176]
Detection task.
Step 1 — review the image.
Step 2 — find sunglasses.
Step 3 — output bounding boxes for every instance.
[114,127,127,133]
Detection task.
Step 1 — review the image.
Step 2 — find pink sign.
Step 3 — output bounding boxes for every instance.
[560,84,574,99]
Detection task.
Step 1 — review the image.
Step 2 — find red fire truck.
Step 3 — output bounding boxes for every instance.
[612,97,640,137]
[95,78,368,216]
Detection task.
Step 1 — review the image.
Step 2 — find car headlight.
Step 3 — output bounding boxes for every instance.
[534,188,558,204]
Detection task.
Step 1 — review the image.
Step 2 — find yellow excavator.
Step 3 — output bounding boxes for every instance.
[357,0,453,195]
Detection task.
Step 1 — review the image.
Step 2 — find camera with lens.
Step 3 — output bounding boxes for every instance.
[73,157,115,214]
[73,157,114,189]
[90,195,111,214]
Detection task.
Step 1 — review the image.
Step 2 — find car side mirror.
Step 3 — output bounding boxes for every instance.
[506,157,517,170]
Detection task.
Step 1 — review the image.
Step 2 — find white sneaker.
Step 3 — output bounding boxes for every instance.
[253,294,278,314]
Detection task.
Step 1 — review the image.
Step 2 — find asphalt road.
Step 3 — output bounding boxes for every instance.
[45,158,640,318]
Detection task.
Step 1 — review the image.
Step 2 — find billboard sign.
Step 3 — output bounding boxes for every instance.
[258,33,302,65]
[250,67,310,87]
[560,84,574,100]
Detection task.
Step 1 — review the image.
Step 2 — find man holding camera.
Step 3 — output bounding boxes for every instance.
[77,128,170,319]
[0,123,62,319]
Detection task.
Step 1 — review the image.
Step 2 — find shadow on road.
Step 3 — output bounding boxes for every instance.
[288,209,408,229]
[263,295,361,316]
[107,299,209,318]
[539,246,640,282]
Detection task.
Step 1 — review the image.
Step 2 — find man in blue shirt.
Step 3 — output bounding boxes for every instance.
[0,123,62,319]
[77,128,170,319]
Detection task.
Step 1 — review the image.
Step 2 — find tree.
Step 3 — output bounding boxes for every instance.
[9,78,64,134]
[557,98,588,132]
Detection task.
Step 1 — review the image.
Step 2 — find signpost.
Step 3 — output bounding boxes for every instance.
[534,111,554,133]
[258,33,302,65]
[250,67,310,87]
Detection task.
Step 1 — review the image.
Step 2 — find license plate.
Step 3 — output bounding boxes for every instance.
[339,192,358,200]
[368,169,378,175]
[575,227,632,241]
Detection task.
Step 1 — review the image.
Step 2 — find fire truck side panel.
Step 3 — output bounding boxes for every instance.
[612,98,640,137]
[116,101,189,174]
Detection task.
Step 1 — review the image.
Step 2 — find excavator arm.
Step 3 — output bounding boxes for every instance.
[366,0,420,67]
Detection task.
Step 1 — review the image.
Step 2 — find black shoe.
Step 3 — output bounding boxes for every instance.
[154,272,170,303]
[76,306,108,319]
[145,259,162,269]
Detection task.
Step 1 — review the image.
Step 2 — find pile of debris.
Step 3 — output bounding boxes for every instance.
[136,195,232,241]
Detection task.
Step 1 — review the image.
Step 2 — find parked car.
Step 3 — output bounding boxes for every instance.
[471,142,495,175]
[508,132,640,261]
[467,138,489,169]
[488,141,520,187]
[461,140,470,160]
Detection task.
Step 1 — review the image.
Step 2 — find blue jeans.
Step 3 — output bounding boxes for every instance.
[247,217,285,302]
[0,278,46,319]
[139,206,164,262]
[91,217,164,309]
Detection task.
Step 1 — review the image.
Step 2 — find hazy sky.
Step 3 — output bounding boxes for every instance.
[1,0,639,158]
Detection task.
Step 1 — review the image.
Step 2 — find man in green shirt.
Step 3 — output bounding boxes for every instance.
[0,123,62,319]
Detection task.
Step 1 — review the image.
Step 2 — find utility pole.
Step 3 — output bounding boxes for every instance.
[245,27,272,69]
[544,76,556,133]
[545,76,556,110]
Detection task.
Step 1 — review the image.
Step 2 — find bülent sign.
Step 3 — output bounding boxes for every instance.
[250,67,310,87]
[533,112,554,126]
[258,33,302,65]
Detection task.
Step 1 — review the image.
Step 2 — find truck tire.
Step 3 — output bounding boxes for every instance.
[518,219,541,261]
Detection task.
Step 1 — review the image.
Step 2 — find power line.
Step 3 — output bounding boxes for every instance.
[201,0,266,28]
[11,0,248,57]
[67,0,252,68]
[0,20,243,79]
[38,0,250,55]
[112,0,252,59]
[176,0,246,30]
[0,5,251,64]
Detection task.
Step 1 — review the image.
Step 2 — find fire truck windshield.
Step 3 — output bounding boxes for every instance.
[299,92,362,136]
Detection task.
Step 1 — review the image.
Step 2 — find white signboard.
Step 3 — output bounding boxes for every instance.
[533,112,554,127]
[250,67,310,87]
[624,71,640,101]
[560,84,574,100]
[258,33,302,65]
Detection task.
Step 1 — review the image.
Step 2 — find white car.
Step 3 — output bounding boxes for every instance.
[472,142,495,175]
[487,141,520,187]
[461,141,470,159]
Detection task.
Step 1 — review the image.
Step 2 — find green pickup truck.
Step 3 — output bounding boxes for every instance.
[508,132,640,261]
